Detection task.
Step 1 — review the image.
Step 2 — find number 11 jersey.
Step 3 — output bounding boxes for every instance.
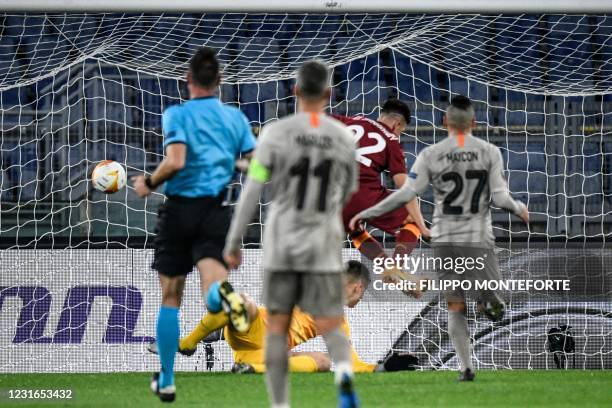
[254,112,358,273]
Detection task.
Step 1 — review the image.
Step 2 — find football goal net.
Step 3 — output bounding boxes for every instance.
[0,2,611,372]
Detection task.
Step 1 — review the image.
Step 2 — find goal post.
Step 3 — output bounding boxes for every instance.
[0,0,610,13]
[0,10,611,373]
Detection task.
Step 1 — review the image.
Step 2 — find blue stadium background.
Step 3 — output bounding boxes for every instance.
[0,14,610,246]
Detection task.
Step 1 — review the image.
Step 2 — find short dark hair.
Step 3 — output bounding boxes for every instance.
[345,260,371,287]
[446,95,475,130]
[450,95,472,110]
[296,59,330,100]
[189,47,220,88]
[381,98,411,125]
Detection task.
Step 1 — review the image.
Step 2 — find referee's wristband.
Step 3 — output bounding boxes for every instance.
[144,175,158,190]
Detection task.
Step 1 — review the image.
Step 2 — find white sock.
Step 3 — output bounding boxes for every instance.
[448,311,473,371]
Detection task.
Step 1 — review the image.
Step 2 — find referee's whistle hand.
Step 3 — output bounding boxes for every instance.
[131,175,151,198]
[224,250,242,270]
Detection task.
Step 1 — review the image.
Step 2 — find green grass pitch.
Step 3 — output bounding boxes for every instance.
[1,371,611,407]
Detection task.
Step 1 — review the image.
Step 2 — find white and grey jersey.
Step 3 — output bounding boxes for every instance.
[225,112,358,273]
[357,134,522,248]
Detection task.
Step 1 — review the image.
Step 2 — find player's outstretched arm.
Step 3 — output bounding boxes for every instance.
[132,143,186,198]
[490,190,529,224]
[349,181,419,230]
[392,173,430,238]
[234,152,253,173]
[404,198,431,239]
[489,146,530,224]
[224,172,266,269]
[225,124,275,268]
[350,149,430,230]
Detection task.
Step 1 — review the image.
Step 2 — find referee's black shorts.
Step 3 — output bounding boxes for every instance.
[152,194,230,277]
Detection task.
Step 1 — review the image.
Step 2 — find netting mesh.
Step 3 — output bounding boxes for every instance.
[0,13,611,373]
[1,14,611,93]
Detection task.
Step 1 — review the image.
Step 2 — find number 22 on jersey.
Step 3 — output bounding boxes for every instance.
[347,124,386,167]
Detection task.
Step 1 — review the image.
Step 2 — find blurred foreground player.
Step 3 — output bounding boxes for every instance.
[224,60,360,408]
[132,47,255,402]
[350,95,529,382]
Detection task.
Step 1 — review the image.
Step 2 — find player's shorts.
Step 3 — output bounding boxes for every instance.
[343,187,408,234]
[433,245,504,304]
[152,194,230,277]
[264,271,345,317]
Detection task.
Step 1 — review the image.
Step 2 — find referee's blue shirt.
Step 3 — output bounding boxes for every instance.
[162,96,256,198]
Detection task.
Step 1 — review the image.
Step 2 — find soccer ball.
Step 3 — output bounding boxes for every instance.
[92,160,127,193]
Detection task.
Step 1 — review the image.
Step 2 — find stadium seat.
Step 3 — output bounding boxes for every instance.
[125,143,146,169]
[506,145,528,171]
[3,16,27,37]
[20,168,38,200]
[235,36,283,122]
[394,58,440,103]
[88,142,125,164]
[580,143,603,176]
[238,84,284,123]
[287,37,330,65]
[236,38,280,74]
[137,78,165,128]
[402,142,417,170]
[343,80,388,114]
[468,81,489,104]
[332,38,379,80]
[527,145,547,172]
[508,171,528,194]
[22,16,45,38]
[527,172,548,194]
[584,194,604,216]
[505,109,528,128]
[303,11,343,33]
[494,19,545,86]
[0,32,17,49]
[581,173,603,195]
[543,26,594,87]
[219,83,238,103]
[447,76,469,98]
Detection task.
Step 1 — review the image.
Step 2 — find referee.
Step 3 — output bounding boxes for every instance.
[132,47,255,402]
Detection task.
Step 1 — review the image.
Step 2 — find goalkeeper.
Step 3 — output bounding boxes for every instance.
[151,261,417,373]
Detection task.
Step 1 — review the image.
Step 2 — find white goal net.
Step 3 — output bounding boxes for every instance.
[0,13,611,373]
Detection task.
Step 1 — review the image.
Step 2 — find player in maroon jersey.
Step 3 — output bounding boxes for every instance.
[333,99,430,283]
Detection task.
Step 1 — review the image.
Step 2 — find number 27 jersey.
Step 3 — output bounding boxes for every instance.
[254,112,358,273]
[407,135,511,247]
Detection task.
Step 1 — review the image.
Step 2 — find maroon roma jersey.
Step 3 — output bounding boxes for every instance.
[332,114,409,233]
[332,114,406,189]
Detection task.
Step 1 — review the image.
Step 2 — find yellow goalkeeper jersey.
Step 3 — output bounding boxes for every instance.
[227,307,374,373]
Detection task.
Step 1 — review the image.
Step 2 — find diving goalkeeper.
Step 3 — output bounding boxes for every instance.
[149,261,416,373]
